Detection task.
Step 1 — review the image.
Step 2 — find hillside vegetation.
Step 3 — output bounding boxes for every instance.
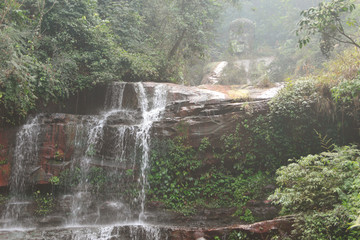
[0,0,239,125]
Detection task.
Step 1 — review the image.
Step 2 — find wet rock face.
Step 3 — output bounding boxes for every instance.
[121,83,140,110]
[154,99,269,148]
[0,82,274,196]
[0,83,271,187]
[0,217,294,240]
[0,128,15,187]
[44,85,108,115]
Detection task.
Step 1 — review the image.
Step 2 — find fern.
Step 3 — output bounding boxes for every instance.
[314,129,335,151]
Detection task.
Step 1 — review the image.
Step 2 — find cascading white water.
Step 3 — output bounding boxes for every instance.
[1,116,41,228]
[68,84,129,225]
[45,224,169,240]
[69,110,125,225]
[136,84,167,222]
[67,82,167,226]
[10,116,41,195]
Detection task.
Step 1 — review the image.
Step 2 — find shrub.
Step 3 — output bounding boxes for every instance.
[269,145,360,239]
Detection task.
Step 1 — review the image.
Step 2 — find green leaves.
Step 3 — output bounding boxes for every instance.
[296,0,359,55]
[269,145,360,239]
[149,135,271,220]
[331,77,360,124]
[0,0,231,125]
[33,190,54,216]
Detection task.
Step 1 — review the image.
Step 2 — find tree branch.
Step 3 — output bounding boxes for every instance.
[323,32,355,46]
[34,0,57,39]
[336,28,360,48]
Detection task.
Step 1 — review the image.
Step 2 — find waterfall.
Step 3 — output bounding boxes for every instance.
[1,82,168,239]
[136,84,167,222]
[10,116,41,196]
[1,116,41,228]
[66,82,168,225]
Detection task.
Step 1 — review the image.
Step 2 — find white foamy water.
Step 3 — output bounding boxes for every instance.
[2,116,41,228]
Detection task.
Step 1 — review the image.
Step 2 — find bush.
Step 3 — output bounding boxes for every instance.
[332,77,360,120]
[269,145,360,239]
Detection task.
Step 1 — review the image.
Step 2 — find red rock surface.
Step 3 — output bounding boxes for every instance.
[169,216,294,239]
[0,129,14,187]
[39,123,73,183]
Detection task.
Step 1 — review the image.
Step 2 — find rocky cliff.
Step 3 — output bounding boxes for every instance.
[0,82,279,188]
[0,82,289,239]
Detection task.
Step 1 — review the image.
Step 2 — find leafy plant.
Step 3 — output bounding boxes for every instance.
[33,190,54,216]
[0,144,8,165]
[49,176,60,185]
[314,129,335,151]
[0,194,8,205]
[59,167,81,191]
[237,209,255,223]
[332,77,360,122]
[228,231,248,240]
[349,215,360,230]
[54,150,64,161]
[199,137,211,152]
[86,144,96,157]
[125,169,134,176]
[88,167,108,193]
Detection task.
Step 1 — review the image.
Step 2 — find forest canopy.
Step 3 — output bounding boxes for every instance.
[0,0,234,125]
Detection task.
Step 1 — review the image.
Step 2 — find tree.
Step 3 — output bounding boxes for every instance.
[296,0,360,56]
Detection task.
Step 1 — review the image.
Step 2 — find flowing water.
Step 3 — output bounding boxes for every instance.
[0,82,169,239]
[1,116,41,229]
[0,224,172,240]
[67,82,167,225]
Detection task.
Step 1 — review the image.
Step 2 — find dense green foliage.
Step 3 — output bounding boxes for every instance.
[269,145,360,239]
[297,0,360,56]
[149,134,271,219]
[0,0,232,125]
[2,0,357,123]
[217,79,339,173]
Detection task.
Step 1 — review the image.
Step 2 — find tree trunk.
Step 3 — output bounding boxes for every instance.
[167,29,186,60]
